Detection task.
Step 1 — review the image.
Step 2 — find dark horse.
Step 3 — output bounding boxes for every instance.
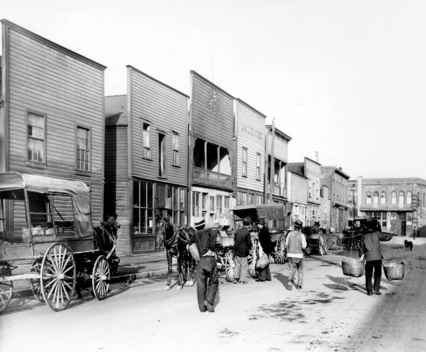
[155,215,196,290]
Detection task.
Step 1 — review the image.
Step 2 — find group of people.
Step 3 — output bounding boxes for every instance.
[189,215,394,313]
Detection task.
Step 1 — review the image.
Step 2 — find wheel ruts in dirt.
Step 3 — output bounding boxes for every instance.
[92,255,110,300]
[40,243,77,312]
[0,264,13,313]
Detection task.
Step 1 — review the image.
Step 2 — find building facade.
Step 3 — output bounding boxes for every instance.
[0,20,106,239]
[287,170,308,228]
[320,166,350,232]
[233,98,266,207]
[188,71,235,230]
[351,177,426,237]
[105,67,189,255]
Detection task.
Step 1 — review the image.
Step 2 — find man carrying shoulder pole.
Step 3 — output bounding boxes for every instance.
[286,220,307,289]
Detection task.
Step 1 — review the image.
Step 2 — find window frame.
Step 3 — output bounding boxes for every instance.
[256,153,261,180]
[142,122,152,160]
[172,131,180,167]
[158,132,167,178]
[391,191,397,204]
[26,110,47,165]
[380,192,386,205]
[366,192,372,205]
[242,147,248,177]
[76,125,92,174]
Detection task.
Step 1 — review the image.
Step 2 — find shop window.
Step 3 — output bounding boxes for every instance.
[202,193,208,209]
[210,196,215,212]
[217,195,223,214]
[224,196,230,209]
[133,181,154,235]
[192,192,200,217]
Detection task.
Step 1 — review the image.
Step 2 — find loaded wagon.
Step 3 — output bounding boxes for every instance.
[215,203,291,281]
[0,172,119,313]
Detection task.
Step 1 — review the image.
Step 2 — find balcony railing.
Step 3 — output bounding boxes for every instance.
[267,182,286,198]
[193,167,233,190]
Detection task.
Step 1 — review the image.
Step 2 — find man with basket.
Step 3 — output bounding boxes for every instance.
[286,220,307,289]
[359,220,394,296]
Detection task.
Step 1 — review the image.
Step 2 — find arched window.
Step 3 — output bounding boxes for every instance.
[381,192,386,204]
[373,192,379,204]
[391,191,397,204]
[399,191,404,205]
[407,192,412,205]
[366,192,372,204]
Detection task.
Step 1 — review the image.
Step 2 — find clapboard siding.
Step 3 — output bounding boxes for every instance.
[191,72,234,150]
[235,99,265,193]
[267,131,288,162]
[4,22,105,226]
[290,172,308,205]
[130,68,188,186]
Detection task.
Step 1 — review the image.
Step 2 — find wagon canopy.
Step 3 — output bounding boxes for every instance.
[232,204,286,222]
[0,172,92,236]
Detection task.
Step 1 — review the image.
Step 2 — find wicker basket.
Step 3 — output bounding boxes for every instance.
[383,261,405,281]
[342,258,365,277]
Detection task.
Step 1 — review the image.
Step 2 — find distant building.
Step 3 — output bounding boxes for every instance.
[320,166,350,232]
[287,169,308,228]
[350,177,426,237]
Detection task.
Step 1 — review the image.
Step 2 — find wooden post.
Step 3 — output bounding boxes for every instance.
[264,127,268,203]
[269,118,275,204]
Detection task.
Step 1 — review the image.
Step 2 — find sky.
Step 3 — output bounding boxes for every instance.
[2,0,426,180]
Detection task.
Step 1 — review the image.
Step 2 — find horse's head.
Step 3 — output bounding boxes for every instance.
[155,215,173,244]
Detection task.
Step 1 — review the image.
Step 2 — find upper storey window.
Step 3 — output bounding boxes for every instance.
[27,112,46,163]
[77,127,91,172]
[142,123,151,159]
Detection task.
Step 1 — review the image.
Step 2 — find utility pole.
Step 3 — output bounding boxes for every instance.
[269,118,275,204]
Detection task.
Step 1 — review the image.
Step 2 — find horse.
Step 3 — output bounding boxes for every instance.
[155,215,196,290]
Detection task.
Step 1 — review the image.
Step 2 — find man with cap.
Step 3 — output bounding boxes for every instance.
[189,217,220,313]
[256,218,274,282]
[232,215,253,284]
[286,220,307,289]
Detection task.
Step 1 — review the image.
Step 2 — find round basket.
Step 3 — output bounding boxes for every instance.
[342,258,364,277]
[383,261,405,281]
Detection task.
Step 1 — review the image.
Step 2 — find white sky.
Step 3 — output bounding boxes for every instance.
[2,0,426,180]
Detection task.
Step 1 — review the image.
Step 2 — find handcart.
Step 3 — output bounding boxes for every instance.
[0,172,119,313]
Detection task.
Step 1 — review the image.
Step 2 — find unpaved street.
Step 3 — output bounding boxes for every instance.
[0,237,425,352]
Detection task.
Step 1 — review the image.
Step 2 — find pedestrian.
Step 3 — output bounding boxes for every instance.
[286,219,307,289]
[233,215,253,284]
[359,220,394,296]
[190,218,220,313]
[413,225,417,240]
[256,218,274,282]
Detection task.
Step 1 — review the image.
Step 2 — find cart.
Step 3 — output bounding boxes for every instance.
[302,225,328,256]
[216,204,291,282]
[0,172,119,313]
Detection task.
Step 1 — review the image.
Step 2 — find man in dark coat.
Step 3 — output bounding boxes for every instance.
[359,220,394,296]
[232,216,252,284]
[190,218,219,312]
[256,218,274,282]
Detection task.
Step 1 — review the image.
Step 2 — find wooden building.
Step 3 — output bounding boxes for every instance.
[320,166,350,232]
[287,170,308,228]
[105,67,189,255]
[233,98,266,207]
[0,20,106,239]
[188,71,235,229]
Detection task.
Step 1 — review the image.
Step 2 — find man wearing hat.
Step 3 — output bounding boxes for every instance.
[189,217,219,313]
[256,218,274,282]
[285,220,307,289]
[232,215,253,284]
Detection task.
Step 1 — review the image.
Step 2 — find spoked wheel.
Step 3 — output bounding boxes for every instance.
[30,258,44,302]
[40,243,76,312]
[248,241,258,278]
[274,234,287,264]
[0,264,13,313]
[92,255,110,300]
[225,250,235,282]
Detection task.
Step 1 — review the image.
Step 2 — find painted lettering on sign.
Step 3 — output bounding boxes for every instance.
[241,122,263,140]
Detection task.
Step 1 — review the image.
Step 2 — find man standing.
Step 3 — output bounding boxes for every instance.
[190,218,220,313]
[360,220,394,296]
[286,220,307,289]
[256,218,274,282]
[233,216,252,284]
[413,225,417,240]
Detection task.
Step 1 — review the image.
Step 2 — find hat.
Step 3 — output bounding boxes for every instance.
[243,215,252,225]
[193,217,205,229]
[257,218,266,225]
[294,220,303,229]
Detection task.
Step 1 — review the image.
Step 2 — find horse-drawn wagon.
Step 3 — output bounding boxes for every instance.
[0,172,119,313]
[217,204,291,281]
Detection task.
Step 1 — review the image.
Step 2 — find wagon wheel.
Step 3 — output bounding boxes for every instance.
[0,264,13,313]
[30,258,45,302]
[40,243,76,312]
[248,241,258,278]
[92,255,110,300]
[274,234,287,264]
[224,250,235,282]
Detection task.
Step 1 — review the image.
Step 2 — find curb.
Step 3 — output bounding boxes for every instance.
[12,268,169,298]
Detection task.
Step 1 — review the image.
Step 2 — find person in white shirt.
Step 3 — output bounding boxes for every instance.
[285,220,307,289]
